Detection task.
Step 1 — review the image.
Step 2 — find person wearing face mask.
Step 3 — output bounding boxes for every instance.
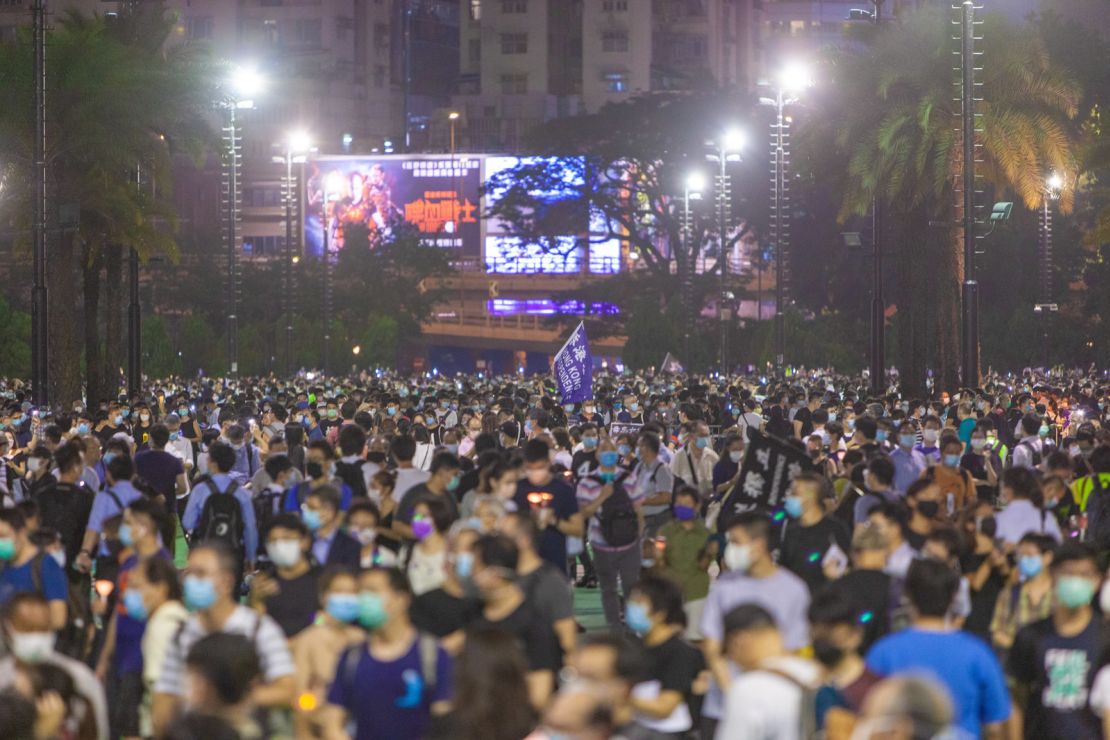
[222,425,261,488]
[131,406,154,450]
[182,443,259,569]
[1011,413,1047,471]
[34,442,95,580]
[282,440,354,514]
[990,533,1056,653]
[405,499,452,597]
[780,473,852,594]
[95,404,128,444]
[0,510,67,630]
[658,487,715,640]
[866,559,1011,738]
[631,433,675,539]
[624,574,705,736]
[962,422,1001,501]
[0,592,109,739]
[304,486,361,568]
[995,467,1063,546]
[320,567,453,740]
[711,434,744,507]
[457,416,484,459]
[151,543,294,736]
[903,478,943,551]
[1011,543,1104,739]
[134,424,188,505]
[346,499,397,568]
[390,434,431,500]
[409,524,482,647]
[852,456,900,527]
[289,568,364,738]
[913,416,943,466]
[807,588,882,734]
[513,439,584,577]
[249,514,320,638]
[128,555,187,737]
[393,452,461,543]
[922,436,975,518]
[571,423,601,480]
[671,421,718,501]
[699,512,811,736]
[21,445,55,503]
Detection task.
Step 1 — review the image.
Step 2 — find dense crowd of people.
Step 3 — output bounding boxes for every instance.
[0,368,1107,739]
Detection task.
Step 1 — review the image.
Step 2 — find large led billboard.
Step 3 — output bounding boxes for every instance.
[303,156,482,259]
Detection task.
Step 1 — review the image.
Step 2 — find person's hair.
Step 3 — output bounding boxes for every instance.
[904,559,959,618]
[371,469,397,493]
[307,439,336,461]
[419,496,455,535]
[449,626,538,740]
[867,455,895,487]
[318,565,356,599]
[0,591,49,623]
[673,485,699,506]
[1090,446,1110,475]
[1017,532,1057,557]
[793,471,833,501]
[190,541,239,579]
[306,484,341,513]
[184,633,261,706]
[1021,413,1041,436]
[1002,467,1041,502]
[522,438,550,464]
[337,424,367,457]
[51,440,82,475]
[940,436,963,454]
[637,432,661,455]
[904,478,935,500]
[808,584,861,628]
[722,603,777,637]
[391,434,416,463]
[127,495,168,536]
[430,451,460,474]
[266,513,309,541]
[149,424,170,449]
[474,533,519,573]
[368,565,412,597]
[1045,450,1071,472]
[142,553,183,601]
[854,416,877,440]
[925,527,963,561]
[852,523,888,552]
[264,453,293,481]
[207,442,236,473]
[0,690,36,740]
[346,499,381,526]
[631,573,686,627]
[579,632,645,683]
[0,508,27,533]
[502,511,540,550]
[1051,541,1098,572]
[724,511,771,545]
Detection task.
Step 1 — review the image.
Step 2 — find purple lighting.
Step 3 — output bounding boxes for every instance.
[486,299,620,316]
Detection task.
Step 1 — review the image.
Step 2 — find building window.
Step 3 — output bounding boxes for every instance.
[501,0,527,12]
[603,72,628,92]
[469,0,481,20]
[468,38,481,65]
[601,29,629,52]
[283,18,321,48]
[335,16,354,39]
[243,236,286,257]
[500,32,528,55]
[499,73,528,94]
[602,0,628,10]
[184,16,213,41]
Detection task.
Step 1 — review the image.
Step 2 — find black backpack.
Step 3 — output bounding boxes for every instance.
[195,480,245,552]
[594,473,639,548]
[253,487,284,539]
[1007,440,1043,470]
[1084,474,1110,551]
[334,460,368,500]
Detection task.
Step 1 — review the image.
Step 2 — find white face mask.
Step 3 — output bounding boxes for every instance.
[10,631,55,663]
[723,542,752,573]
[27,458,42,474]
[266,539,302,569]
[353,527,377,547]
[922,429,940,444]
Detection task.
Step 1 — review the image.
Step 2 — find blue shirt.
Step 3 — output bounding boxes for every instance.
[229,444,263,487]
[0,552,67,605]
[327,637,453,740]
[890,447,927,494]
[282,481,354,514]
[89,481,145,555]
[182,474,259,561]
[867,628,1010,735]
[311,530,335,566]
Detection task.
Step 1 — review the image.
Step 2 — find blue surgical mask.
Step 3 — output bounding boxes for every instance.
[118,523,134,548]
[122,589,148,621]
[625,602,652,635]
[183,575,218,612]
[446,474,461,492]
[1018,555,1043,580]
[326,593,360,623]
[598,451,620,468]
[696,436,710,449]
[876,430,888,443]
[828,412,838,422]
[899,434,916,449]
[455,551,474,579]
[76,423,89,436]
[358,591,388,629]
[784,495,804,519]
[582,436,598,450]
[302,508,323,532]
[617,444,631,457]
[674,505,697,521]
[943,454,961,468]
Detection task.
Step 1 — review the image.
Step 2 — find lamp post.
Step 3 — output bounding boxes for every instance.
[706,129,744,373]
[683,171,705,371]
[224,65,264,377]
[1036,172,1063,368]
[761,62,811,376]
[275,130,312,376]
[959,0,980,387]
[31,0,47,405]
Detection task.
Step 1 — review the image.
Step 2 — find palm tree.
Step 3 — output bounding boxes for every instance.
[804,8,1079,392]
[0,4,218,404]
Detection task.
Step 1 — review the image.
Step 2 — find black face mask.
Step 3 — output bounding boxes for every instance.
[367,451,387,464]
[306,461,325,479]
[811,638,844,668]
[917,500,940,519]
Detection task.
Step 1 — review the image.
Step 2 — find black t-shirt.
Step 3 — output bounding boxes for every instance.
[961,551,1006,639]
[410,588,481,638]
[779,516,851,594]
[37,481,94,565]
[512,477,578,576]
[570,450,597,480]
[474,601,560,674]
[263,566,321,638]
[1010,615,1106,740]
[794,407,814,438]
[836,568,893,654]
[641,633,705,706]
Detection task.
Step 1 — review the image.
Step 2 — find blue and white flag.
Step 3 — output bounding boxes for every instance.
[553,322,593,404]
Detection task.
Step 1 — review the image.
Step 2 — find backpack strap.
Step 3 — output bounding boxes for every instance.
[104,486,125,514]
[29,551,46,594]
[418,633,438,694]
[245,443,255,477]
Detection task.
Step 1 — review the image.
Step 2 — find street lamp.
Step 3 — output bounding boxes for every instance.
[761,61,812,375]
[706,129,744,373]
[224,64,265,376]
[273,129,312,375]
[1036,172,1064,367]
[682,171,706,370]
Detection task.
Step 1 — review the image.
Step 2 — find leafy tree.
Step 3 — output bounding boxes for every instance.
[0,296,32,378]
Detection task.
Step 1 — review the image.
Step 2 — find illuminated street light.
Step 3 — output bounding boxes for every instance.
[778,62,814,94]
[231,64,265,107]
[705,129,745,372]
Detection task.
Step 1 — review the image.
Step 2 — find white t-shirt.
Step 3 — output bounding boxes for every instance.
[394,467,431,499]
[715,656,822,740]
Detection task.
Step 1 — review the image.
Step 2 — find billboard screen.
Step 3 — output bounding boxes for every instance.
[304,156,482,259]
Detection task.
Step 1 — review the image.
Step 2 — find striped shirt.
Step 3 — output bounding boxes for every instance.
[153,605,293,696]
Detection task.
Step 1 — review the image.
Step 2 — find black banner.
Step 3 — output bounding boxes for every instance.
[724,429,814,521]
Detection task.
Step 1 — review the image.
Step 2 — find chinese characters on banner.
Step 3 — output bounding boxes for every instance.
[553,322,593,404]
[727,430,813,521]
[609,423,643,437]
